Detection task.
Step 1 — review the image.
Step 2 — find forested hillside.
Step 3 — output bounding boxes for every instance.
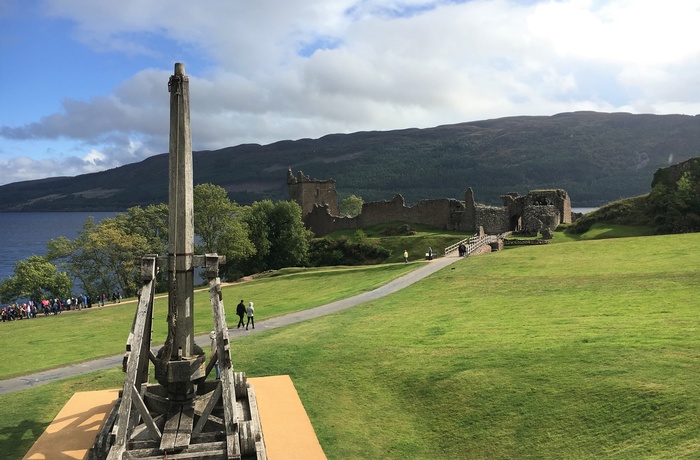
[1,111,699,211]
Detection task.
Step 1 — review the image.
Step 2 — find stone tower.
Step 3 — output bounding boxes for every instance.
[287,168,340,217]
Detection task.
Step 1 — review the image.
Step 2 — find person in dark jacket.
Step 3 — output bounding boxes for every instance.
[236,300,246,328]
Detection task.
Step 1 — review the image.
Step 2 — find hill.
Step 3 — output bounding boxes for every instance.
[1,111,699,211]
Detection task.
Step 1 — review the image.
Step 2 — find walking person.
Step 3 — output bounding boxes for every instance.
[246,301,255,330]
[403,249,409,263]
[236,300,246,329]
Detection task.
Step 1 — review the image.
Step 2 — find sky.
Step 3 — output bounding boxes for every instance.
[1,0,700,186]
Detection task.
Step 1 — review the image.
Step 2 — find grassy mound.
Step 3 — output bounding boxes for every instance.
[568,195,654,234]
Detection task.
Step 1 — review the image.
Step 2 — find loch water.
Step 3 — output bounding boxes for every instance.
[0,212,116,282]
[0,208,597,282]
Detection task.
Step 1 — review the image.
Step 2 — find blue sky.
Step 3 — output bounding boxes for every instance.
[1,0,700,185]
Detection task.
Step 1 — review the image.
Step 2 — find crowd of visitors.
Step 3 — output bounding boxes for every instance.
[1,291,122,322]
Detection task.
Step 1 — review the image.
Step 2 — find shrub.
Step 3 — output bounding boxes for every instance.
[308,236,391,266]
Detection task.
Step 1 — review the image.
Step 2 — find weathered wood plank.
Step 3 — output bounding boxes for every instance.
[255,441,268,460]
[124,441,227,460]
[174,404,194,448]
[160,405,181,451]
[246,384,264,444]
[205,349,219,380]
[129,385,161,441]
[238,421,256,458]
[107,256,157,460]
[208,269,242,459]
[193,383,222,436]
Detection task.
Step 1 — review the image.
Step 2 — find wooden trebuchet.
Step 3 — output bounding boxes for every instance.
[89,63,266,460]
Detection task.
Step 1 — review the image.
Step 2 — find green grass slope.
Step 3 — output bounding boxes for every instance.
[0,263,419,380]
[1,233,699,459]
[244,233,700,459]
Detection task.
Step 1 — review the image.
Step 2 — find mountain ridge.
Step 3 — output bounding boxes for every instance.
[1,111,698,211]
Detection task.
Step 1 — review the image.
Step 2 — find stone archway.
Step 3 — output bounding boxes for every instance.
[510,215,522,232]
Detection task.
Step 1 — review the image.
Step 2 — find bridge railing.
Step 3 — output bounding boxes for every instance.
[444,235,477,256]
[444,233,507,257]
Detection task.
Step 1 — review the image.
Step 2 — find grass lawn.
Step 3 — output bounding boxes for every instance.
[2,232,699,459]
[326,221,467,263]
[0,262,418,380]
[561,222,657,241]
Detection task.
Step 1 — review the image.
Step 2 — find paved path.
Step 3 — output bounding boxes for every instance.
[0,255,462,395]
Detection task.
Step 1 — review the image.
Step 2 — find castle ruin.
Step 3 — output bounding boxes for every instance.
[287,169,340,217]
[287,169,571,238]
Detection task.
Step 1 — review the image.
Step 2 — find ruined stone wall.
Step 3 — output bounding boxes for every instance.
[354,196,465,230]
[474,205,510,234]
[304,194,478,237]
[522,205,560,237]
[471,243,493,256]
[523,189,571,224]
[304,205,358,236]
[291,170,572,238]
[287,169,339,217]
[463,187,477,232]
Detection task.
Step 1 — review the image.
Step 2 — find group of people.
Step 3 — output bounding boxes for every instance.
[403,247,436,263]
[208,300,255,380]
[0,303,32,321]
[236,299,255,330]
[457,243,468,257]
[1,291,123,322]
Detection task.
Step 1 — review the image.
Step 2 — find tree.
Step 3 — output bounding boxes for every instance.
[239,200,274,275]
[267,200,312,269]
[117,204,169,254]
[308,235,390,266]
[194,184,255,280]
[47,216,151,297]
[649,167,700,233]
[0,255,72,303]
[340,194,364,217]
[240,200,312,274]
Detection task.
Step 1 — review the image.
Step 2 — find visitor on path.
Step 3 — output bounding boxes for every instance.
[209,331,220,379]
[246,301,255,330]
[427,247,433,260]
[403,250,409,263]
[236,300,246,328]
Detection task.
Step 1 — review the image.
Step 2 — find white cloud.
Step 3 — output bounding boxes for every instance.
[1,0,700,185]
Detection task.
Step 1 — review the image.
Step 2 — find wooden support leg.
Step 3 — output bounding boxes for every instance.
[107,256,157,460]
[208,270,241,459]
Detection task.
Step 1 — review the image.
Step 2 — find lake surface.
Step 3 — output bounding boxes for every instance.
[0,212,116,282]
[0,207,598,282]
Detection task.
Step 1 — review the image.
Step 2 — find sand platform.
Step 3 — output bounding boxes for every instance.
[23,375,326,460]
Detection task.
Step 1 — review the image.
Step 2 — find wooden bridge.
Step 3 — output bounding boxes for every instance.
[444,231,508,257]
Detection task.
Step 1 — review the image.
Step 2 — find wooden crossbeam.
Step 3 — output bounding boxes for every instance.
[124,441,227,460]
[205,349,219,379]
[130,384,161,441]
[193,383,223,436]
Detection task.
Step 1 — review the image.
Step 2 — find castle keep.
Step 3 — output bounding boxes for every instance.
[287,169,571,237]
[287,169,340,217]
